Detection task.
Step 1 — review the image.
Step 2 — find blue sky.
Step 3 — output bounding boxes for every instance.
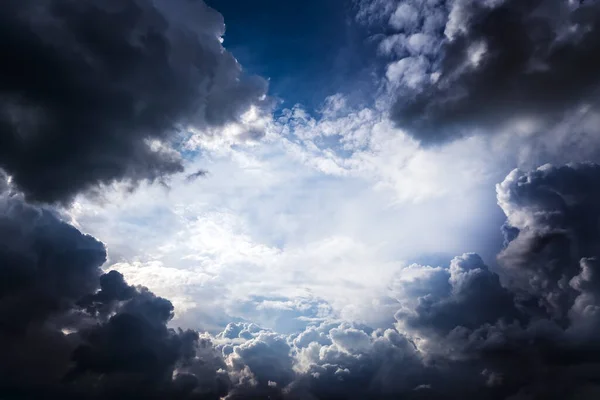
[206,0,379,111]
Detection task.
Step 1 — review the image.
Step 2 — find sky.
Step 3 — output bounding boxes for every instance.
[2,0,600,399]
[205,0,378,109]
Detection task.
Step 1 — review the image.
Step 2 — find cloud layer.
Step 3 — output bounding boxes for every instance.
[0,0,268,204]
[361,0,600,145]
[5,154,600,399]
[3,1,600,399]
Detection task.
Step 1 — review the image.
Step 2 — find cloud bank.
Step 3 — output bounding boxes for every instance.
[0,0,268,204]
[2,0,600,399]
[5,154,600,399]
[361,0,600,145]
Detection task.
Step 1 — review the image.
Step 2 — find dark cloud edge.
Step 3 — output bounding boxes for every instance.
[0,0,271,205]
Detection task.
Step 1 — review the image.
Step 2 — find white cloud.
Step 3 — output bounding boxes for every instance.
[389,3,420,31]
[67,0,600,336]
[69,78,600,338]
[386,56,431,89]
[66,90,520,335]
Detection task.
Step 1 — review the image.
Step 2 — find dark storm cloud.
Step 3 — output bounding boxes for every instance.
[0,178,106,391]
[389,0,600,144]
[0,181,228,399]
[0,187,106,333]
[0,0,269,204]
[385,163,600,399]
[497,163,600,319]
[395,253,523,335]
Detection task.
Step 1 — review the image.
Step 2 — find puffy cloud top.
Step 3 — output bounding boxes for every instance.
[365,0,600,144]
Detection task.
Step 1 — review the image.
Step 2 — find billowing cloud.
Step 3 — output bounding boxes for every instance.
[395,254,522,336]
[4,0,600,398]
[0,179,225,399]
[0,0,269,204]
[497,163,600,318]
[0,176,106,391]
[361,0,600,145]
[389,163,600,399]
[207,163,600,399]
[6,162,600,399]
[200,162,600,399]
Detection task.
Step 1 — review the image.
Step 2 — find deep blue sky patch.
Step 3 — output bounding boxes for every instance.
[206,0,378,111]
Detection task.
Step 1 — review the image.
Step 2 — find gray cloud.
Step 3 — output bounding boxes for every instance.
[389,163,600,399]
[497,163,600,319]
[369,0,600,145]
[0,180,227,399]
[395,253,523,336]
[0,0,269,204]
[0,179,106,392]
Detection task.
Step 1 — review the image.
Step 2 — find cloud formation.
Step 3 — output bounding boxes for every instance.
[0,0,268,204]
[497,163,600,319]
[361,0,600,144]
[4,1,600,398]
[6,147,600,399]
[218,163,600,399]
[389,163,600,399]
[0,179,222,399]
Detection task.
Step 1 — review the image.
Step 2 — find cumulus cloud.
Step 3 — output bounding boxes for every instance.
[0,0,269,204]
[497,163,600,318]
[0,180,227,399]
[180,161,600,400]
[361,0,600,145]
[224,162,600,398]
[389,163,600,399]
[0,179,106,391]
[7,151,600,399]
[5,0,600,398]
[191,160,600,399]
[395,254,522,337]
